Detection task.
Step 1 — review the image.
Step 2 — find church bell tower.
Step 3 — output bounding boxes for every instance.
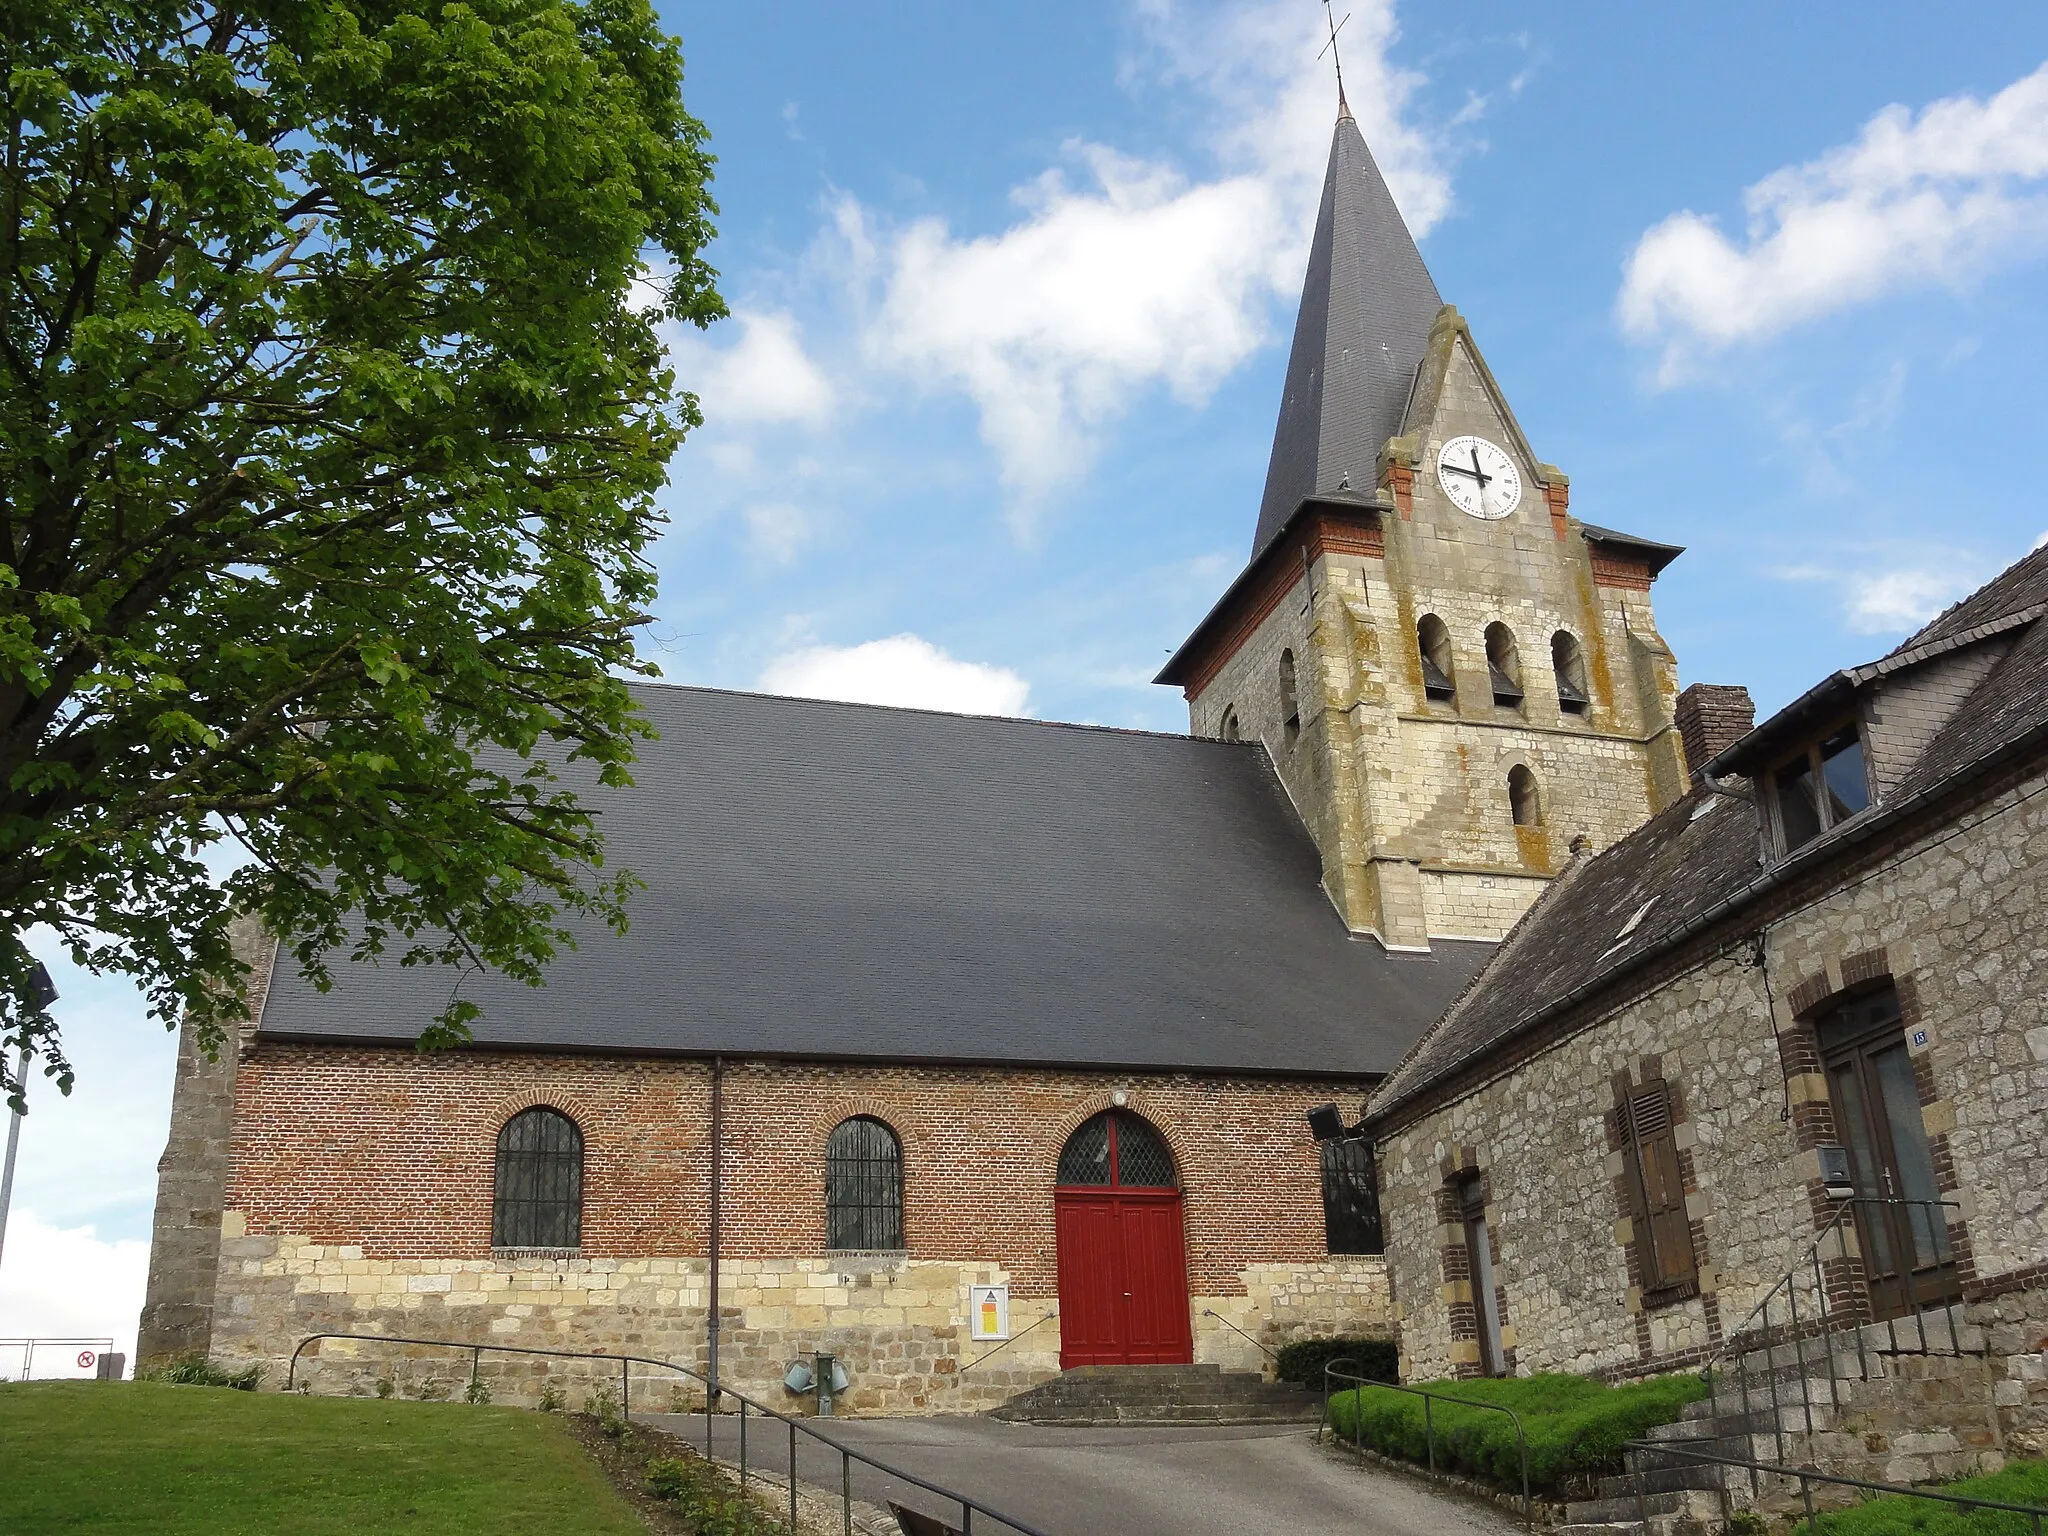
[1157,96,1689,950]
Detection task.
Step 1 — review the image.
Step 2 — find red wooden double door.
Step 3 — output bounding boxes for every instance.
[1053,1111,1193,1367]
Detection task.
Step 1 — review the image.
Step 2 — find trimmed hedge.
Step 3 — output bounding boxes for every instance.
[1808,1457,2048,1536]
[1326,1371,1709,1495]
[1277,1336,1398,1389]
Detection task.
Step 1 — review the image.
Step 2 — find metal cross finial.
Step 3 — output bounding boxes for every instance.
[1319,1,1353,121]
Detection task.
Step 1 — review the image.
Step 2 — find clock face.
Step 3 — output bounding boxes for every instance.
[1436,435,1522,520]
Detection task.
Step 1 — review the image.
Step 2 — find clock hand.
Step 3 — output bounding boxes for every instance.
[1440,460,1481,481]
[1467,447,1492,489]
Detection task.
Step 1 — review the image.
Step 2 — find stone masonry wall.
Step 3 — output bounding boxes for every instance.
[1380,767,2048,1455]
[206,1051,1392,1412]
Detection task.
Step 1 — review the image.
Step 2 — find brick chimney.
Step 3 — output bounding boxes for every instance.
[1675,683,1755,784]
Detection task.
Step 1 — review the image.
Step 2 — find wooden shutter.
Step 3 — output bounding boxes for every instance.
[1620,1080,1696,1295]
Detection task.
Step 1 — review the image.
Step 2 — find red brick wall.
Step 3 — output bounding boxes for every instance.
[225,1046,1371,1297]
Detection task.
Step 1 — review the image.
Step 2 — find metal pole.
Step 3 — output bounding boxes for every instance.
[0,1047,27,1277]
[1801,1469,1817,1536]
[963,1503,974,1534]
[1425,1393,1435,1475]
[1634,1453,1648,1534]
[789,1419,798,1529]
[708,1056,723,1408]
[621,1357,630,1424]
[843,1449,852,1536]
[740,1399,748,1487]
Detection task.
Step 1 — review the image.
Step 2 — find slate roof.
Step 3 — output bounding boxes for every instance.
[1249,107,1442,563]
[1365,546,2048,1128]
[258,684,1494,1076]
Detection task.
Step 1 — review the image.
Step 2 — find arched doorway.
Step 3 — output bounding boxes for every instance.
[1053,1110,1193,1367]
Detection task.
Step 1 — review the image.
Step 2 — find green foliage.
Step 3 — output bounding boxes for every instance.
[539,1382,565,1413]
[1276,1335,1398,1388]
[1805,1458,2048,1536]
[643,1452,790,1535]
[138,1355,262,1390]
[0,1380,648,1533]
[464,1376,491,1406]
[0,0,725,1105]
[375,1375,395,1400]
[1326,1371,1710,1495]
[582,1382,624,1438]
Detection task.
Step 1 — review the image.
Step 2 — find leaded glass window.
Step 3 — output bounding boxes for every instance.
[826,1117,903,1251]
[493,1107,582,1250]
[1321,1138,1383,1255]
[1056,1110,1177,1188]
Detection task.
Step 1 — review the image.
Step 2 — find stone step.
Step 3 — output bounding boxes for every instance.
[1597,1463,1732,1499]
[1564,1487,1724,1527]
[1554,1517,1713,1536]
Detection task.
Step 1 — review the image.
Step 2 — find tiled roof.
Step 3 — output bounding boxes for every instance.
[259,684,1493,1076]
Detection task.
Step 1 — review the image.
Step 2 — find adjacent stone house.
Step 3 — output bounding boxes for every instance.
[1364,547,2048,1477]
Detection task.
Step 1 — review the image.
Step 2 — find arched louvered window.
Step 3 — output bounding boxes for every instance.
[826,1117,903,1251]
[1056,1110,1177,1188]
[1508,764,1542,828]
[1218,707,1240,742]
[1485,623,1524,708]
[1551,631,1590,715]
[1279,650,1300,745]
[493,1107,583,1250]
[1417,615,1455,702]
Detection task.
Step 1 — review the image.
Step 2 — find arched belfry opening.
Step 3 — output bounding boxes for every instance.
[1053,1111,1192,1367]
[1485,624,1524,709]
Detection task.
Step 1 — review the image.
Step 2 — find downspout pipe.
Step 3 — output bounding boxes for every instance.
[708,1055,722,1407]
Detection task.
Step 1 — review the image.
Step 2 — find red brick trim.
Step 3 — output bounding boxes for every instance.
[1385,464,1415,521]
[1590,550,1653,591]
[1545,482,1569,541]
[1962,1263,2048,1302]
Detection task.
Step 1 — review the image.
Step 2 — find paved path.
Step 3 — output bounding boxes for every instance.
[642,1413,1521,1536]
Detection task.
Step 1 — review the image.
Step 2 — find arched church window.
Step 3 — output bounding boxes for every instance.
[826,1116,903,1251]
[1508,764,1542,828]
[1278,650,1300,745]
[1218,707,1240,742]
[493,1106,583,1250]
[1417,615,1456,702]
[1056,1110,1177,1188]
[1485,623,1524,708]
[1552,631,1590,715]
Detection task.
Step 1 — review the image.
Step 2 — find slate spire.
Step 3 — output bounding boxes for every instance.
[1249,109,1442,558]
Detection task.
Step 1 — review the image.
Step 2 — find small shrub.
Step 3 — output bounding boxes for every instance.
[538,1383,564,1413]
[464,1377,492,1406]
[1326,1371,1709,1496]
[668,1384,695,1415]
[1277,1336,1398,1389]
[375,1376,395,1400]
[584,1383,626,1438]
[644,1452,791,1534]
[1727,1511,1767,1536]
[414,1379,450,1402]
[141,1358,262,1391]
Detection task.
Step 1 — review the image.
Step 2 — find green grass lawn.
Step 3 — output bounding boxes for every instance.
[0,1381,650,1534]
[1807,1458,2048,1536]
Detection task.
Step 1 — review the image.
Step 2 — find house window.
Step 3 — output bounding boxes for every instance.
[1320,1138,1383,1255]
[1770,724,1870,854]
[1551,631,1590,715]
[493,1106,583,1250]
[826,1116,904,1251]
[1508,765,1542,828]
[1417,615,1456,702]
[1484,623,1524,708]
[1057,1110,1177,1188]
[1218,707,1240,742]
[1279,650,1300,745]
[1616,1078,1696,1301]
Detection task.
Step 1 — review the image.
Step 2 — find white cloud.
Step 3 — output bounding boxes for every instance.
[0,1210,148,1377]
[846,0,1454,522]
[743,501,822,563]
[671,309,835,429]
[1621,61,2048,375]
[758,635,1032,716]
[1771,556,1990,635]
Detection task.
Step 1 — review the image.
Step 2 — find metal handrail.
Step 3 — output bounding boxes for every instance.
[1622,1436,2048,1536]
[1199,1308,1278,1363]
[287,1332,1050,1536]
[1694,1196,1968,1478]
[956,1309,1056,1378]
[1319,1358,1532,1523]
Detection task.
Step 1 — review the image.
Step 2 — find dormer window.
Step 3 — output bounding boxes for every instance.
[1770,724,1870,853]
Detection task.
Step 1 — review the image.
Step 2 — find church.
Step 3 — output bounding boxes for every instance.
[138,94,1699,1415]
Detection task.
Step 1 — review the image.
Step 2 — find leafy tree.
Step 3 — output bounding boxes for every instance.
[0,0,724,1106]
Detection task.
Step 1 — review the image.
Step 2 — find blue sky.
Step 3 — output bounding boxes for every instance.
[7,0,2048,1362]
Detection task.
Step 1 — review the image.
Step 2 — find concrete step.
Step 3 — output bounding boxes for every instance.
[991,1366,1322,1426]
[1554,1517,1714,1536]
[1597,1464,1732,1499]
